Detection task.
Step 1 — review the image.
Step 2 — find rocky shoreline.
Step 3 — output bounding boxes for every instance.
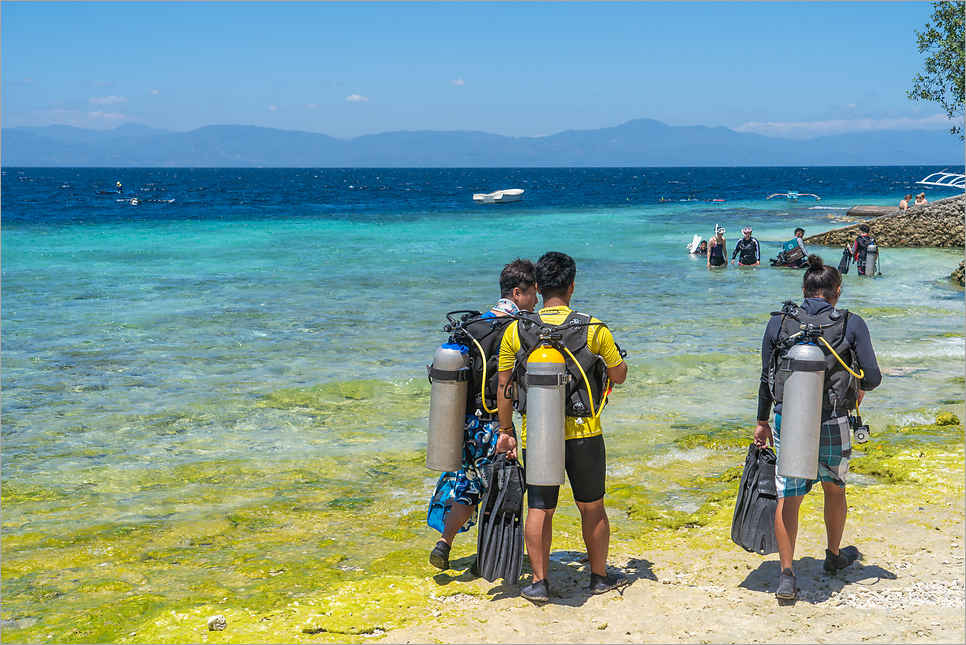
[805,194,964,285]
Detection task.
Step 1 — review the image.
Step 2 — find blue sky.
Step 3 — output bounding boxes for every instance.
[1,2,953,139]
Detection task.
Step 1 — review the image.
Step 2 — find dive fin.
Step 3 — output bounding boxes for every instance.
[731,443,778,555]
[475,454,526,584]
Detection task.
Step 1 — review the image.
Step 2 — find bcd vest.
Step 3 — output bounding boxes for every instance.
[455,313,517,418]
[511,311,609,418]
[854,235,874,263]
[768,301,858,413]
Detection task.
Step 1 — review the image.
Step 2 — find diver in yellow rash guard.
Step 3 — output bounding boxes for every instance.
[496,251,628,602]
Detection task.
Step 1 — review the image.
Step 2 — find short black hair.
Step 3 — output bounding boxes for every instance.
[859,224,871,233]
[499,258,536,298]
[794,227,805,236]
[535,251,576,300]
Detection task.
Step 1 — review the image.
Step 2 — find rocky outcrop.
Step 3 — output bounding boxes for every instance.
[805,194,964,248]
[953,260,965,287]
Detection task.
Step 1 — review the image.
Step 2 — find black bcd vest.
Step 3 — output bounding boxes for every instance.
[768,301,858,414]
[511,311,609,419]
[450,312,517,418]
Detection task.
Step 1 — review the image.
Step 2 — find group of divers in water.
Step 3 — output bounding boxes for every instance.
[690,224,881,276]
[424,250,882,603]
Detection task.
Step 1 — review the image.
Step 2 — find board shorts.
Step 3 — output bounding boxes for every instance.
[426,416,499,533]
[774,413,851,498]
[524,434,606,509]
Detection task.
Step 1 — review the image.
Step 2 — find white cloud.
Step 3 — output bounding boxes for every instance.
[450,79,465,86]
[28,109,135,129]
[736,114,953,139]
[83,79,115,87]
[89,95,127,105]
[150,89,161,95]
[305,104,320,109]
[269,105,278,111]
[843,103,856,109]
[24,78,35,83]
[346,94,369,102]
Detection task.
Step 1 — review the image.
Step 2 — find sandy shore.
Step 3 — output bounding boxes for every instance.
[373,487,965,644]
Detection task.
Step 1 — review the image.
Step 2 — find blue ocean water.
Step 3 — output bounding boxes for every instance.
[1,166,963,638]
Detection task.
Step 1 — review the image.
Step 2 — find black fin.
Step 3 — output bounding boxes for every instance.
[475,454,526,584]
[731,443,778,555]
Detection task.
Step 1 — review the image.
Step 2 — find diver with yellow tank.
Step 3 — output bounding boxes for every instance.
[495,251,628,602]
[754,254,881,601]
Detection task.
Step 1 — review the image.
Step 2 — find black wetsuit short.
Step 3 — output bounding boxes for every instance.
[732,236,761,265]
[851,235,875,276]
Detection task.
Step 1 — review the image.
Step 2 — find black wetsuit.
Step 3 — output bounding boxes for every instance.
[850,234,875,276]
[732,236,761,265]
[757,298,881,422]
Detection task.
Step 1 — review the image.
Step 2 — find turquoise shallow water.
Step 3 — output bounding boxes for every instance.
[1,167,963,640]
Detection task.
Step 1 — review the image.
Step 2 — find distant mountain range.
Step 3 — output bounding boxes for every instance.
[2,119,962,167]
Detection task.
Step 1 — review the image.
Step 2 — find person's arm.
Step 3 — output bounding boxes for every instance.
[593,325,627,385]
[755,317,780,447]
[731,241,739,264]
[496,368,517,458]
[849,316,881,393]
[754,238,760,265]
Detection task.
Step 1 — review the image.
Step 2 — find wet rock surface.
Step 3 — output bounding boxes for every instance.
[806,194,964,248]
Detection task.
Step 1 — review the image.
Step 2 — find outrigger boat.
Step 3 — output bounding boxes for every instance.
[917,169,965,190]
[766,191,820,201]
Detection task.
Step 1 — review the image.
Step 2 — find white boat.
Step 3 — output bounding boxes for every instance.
[473,189,524,203]
[766,191,820,201]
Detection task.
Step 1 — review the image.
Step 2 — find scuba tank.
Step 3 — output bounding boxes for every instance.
[776,343,825,480]
[865,243,878,276]
[426,343,470,472]
[524,342,568,486]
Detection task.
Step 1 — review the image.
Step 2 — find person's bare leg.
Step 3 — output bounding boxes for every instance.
[575,499,609,576]
[821,481,847,554]
[776,495,804,572]
[524,507,555,582]
[440,501,474,545]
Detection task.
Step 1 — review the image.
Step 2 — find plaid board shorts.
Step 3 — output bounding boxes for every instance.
[774,413,851,498]
[426,416,499,534]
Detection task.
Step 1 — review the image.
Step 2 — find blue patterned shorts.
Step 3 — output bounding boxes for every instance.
[774,413,851,498]
[426,416,499,533]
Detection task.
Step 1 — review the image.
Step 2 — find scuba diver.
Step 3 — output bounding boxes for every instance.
[496,252,628,602]
[754,254,881,601]
[707,227,727,269]
[848,224,877,276]
[427,259,538,573]
[732,227,761,266]
[770,228,808,268]
[693,240,708,256]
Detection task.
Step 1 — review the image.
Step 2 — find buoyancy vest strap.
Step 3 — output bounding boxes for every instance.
[429,366,470,382]
[780,357,826,371]
[526,372,571,387]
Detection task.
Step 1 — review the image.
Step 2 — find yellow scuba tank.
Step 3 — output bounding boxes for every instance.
[524,343,568,486]
[426,343,470,472]
[776,343,825,480]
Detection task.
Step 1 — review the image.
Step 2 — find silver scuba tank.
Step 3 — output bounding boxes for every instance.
[865,243,878,276]
[776,343,825,480]
[524,344,568,486]
[426,344,470,472]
